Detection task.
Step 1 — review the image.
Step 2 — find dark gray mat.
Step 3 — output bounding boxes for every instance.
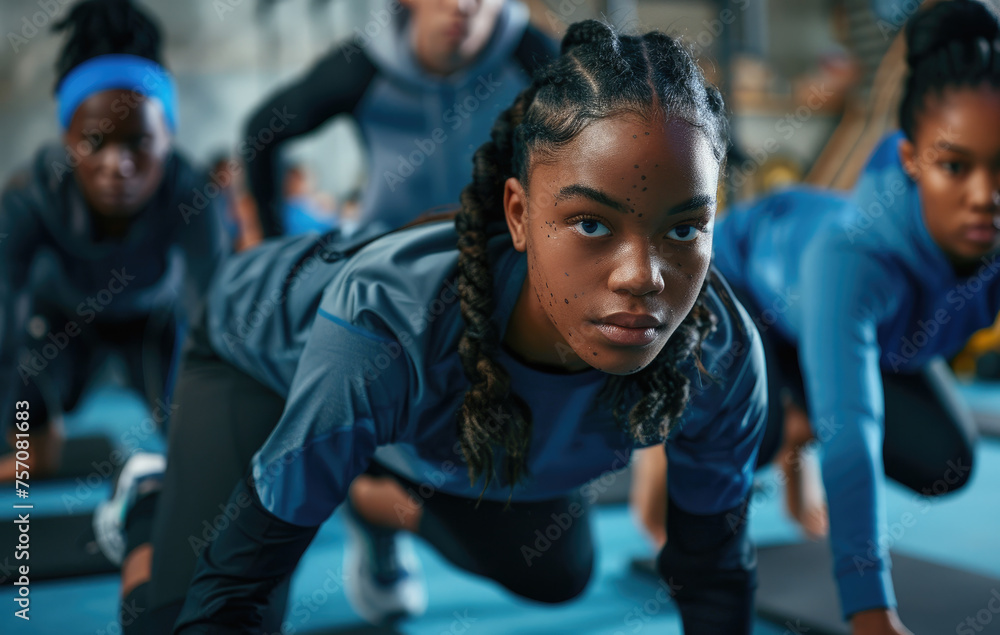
[757,541,1000,634]
[0,512,116,583]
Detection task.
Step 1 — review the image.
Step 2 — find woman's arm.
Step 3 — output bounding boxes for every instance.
[173,308,409,630]
[798,237,898,621]
[662,286,768,633]
[243,43,377,237]
[0,182,40,426]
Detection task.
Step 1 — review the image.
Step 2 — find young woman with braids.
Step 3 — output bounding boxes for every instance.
[633,1,1000,633]
[102,19,767,634]
[0,0,228,480]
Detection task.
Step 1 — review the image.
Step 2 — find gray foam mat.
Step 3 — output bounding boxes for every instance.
[0,512,116,583]
[756,541,1000,634]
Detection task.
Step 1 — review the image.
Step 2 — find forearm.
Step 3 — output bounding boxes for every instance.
[656,496,755,634]
[173,473,319,633]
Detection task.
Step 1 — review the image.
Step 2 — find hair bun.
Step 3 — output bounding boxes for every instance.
[560,20,616,55]
[906,0,999,68]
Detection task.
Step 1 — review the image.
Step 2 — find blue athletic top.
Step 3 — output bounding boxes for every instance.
[243,1,557,237]
[0,144,230,420]
[207,221,767,525]
[714,132,1000,618]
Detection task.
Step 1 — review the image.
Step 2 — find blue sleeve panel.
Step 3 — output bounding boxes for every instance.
[250,306,408,526]
[712,131,1000,619]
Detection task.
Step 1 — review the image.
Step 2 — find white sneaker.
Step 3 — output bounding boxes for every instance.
[92,452,166,566]
[342,500,427,624]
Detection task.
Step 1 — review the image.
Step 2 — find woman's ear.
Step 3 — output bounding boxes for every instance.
[503,177,529,252]
[898,137,919,181]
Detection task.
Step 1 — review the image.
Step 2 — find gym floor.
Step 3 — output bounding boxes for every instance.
[2,385,999,634]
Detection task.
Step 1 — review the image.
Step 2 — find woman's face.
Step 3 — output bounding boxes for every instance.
[504,114,720,376]
[900,85,1000,266]
[63,89,171,218]
[403,0,503,74]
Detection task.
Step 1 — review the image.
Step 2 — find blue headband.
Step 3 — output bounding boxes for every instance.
[56,54,178,132]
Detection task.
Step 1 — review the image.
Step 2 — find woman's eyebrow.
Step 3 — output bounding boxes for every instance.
[554,184,714,216]
[669,193,715,215]
[554,184,629,213]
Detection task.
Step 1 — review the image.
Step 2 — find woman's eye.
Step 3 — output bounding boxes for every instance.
[666,224,701,242]
[942,161,965,175]
[573,219,611,237]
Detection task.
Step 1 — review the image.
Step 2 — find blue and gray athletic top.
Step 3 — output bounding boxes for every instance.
[714,132,1000,618]
[243,0,557,237]
[208,220,767,524]
[177,219,768,632]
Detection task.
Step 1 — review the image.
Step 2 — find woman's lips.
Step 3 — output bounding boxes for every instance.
[594,323,662,346]
[592,313,665,346]
[964,224,999,245]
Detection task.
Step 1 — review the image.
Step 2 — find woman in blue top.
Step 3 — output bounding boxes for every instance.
[0,0,228,481]
[104,20,768,635]
[639,2,999,633]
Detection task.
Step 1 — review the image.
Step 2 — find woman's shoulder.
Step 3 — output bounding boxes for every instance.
[320,220,467,343]
[696,269,764,390]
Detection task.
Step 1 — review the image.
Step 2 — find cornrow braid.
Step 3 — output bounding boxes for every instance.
[454,20,729,495]
[455,86,539,496]
[899,0,1000,140]
[52,0,163,92]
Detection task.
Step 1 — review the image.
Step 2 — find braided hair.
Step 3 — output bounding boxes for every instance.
[900,0,1000,140]
[453,20,729,495]
[52,0,163,91]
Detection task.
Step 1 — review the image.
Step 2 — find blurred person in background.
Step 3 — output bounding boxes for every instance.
[242,0,558,238]
[631,2,1000,633]
[0,0,228,482]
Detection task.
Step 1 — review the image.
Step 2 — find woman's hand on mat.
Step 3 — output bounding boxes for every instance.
[850,607,914,635]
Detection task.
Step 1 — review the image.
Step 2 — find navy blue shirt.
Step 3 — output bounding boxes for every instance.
[207,221,767,526]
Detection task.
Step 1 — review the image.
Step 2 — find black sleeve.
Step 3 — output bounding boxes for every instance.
[242,42,377,237]
[512,23,560,78]
[656,495,756,634]
[172,474,320,634]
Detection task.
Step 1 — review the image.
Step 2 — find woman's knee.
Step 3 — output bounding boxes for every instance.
[502,553,594,604]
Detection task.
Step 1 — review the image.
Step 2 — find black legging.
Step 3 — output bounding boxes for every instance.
[2,301,179,437]
[125,315,594,634]
[732,284,978,494]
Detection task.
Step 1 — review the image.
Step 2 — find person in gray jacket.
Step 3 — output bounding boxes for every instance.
[243,0,558,237]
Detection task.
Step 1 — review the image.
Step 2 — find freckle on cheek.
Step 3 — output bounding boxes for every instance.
[564,298,569,304]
